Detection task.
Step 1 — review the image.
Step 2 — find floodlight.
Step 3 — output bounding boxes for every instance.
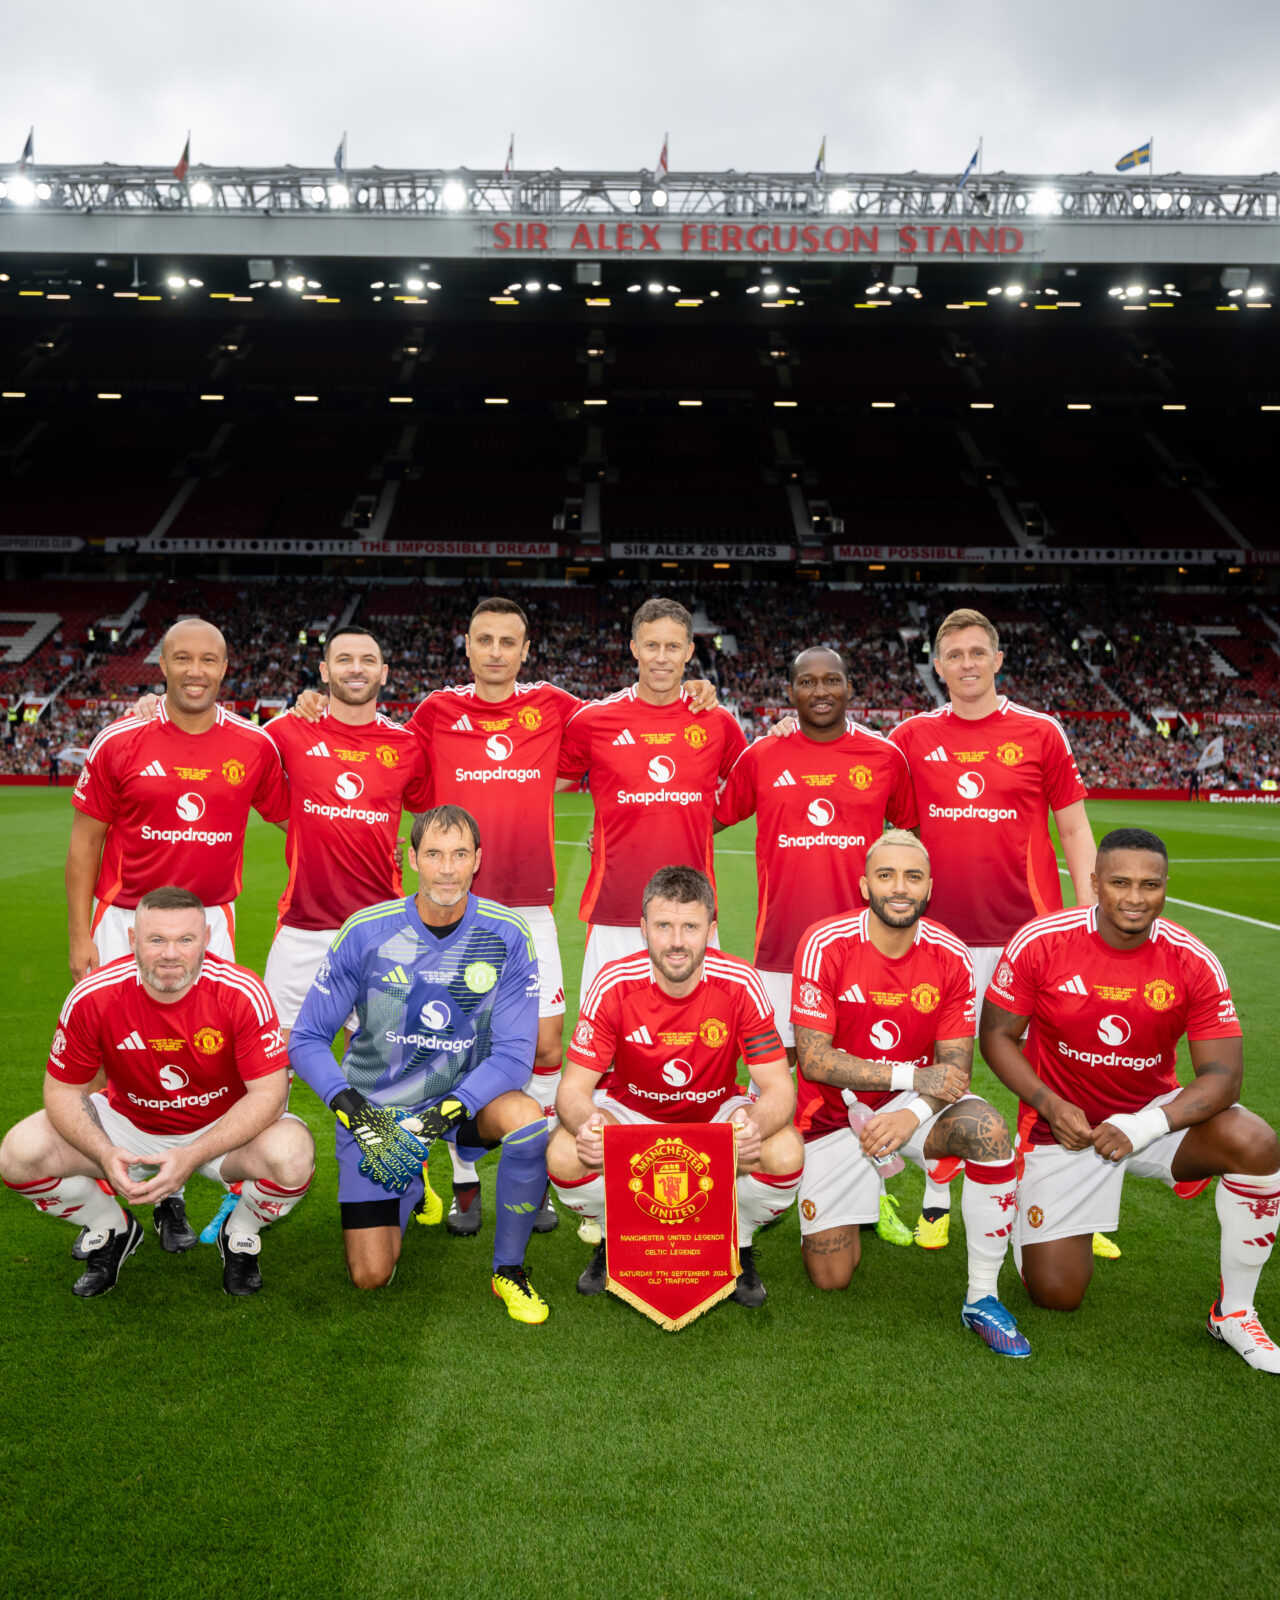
[286,275,305,290]
[1156,192,1172,211]
[190,181,214,206]
[1131,192,1146,210]
[627,283,642,293]
[426,279,441,290]
[987,285,1003,295]
[524,280,541,292]
[546,282,561,292]
[1031,187,1056,214]
[166,275,186,289]
[652,189,667,207]
[406,277,425,292]
[441,181,467,210]
[1125,284,1144,298]
[309,186,326,204]
[763,282,781,296]
[830,188,852,211]
[329,183,350,207]
[1248,285,1267,299]
[1006,282,1023,296]
[7,175,36,205]
[647,282,663,294]
[628,189,642,206]
[34,181,51,200]
[370,280,385,289]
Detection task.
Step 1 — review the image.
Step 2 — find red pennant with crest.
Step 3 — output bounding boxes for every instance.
[603,1121,739,1331]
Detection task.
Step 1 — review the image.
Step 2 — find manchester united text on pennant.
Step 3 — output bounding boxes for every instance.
[603,1121,739,1332]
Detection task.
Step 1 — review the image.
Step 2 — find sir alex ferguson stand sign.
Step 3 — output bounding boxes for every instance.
[603,1121,739,1331]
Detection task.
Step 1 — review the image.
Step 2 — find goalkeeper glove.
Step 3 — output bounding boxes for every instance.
[330,1088,428,1193]
[399,1096,467,1152]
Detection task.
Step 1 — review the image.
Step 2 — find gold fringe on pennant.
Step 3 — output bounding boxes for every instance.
[605,1272,739,1332]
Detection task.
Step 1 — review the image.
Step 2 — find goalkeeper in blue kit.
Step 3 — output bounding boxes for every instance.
[289,805,552,1323]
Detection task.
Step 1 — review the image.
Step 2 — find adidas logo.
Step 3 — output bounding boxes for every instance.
[838,984,866,1004]
[612,729,636,746]
[772,769,797,788]
[1057,974,1088,995]
[624,1025,653,1044]
[138,761,166,778]
[116,1031,146,1051]
[451,715,474,732]
[306,741,331,758]
[381,965,411,986]
[923,746,949,763]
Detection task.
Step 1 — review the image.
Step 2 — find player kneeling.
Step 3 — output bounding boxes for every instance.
[0,887,314,1298]
[288,805,552,1324]
[793,831,1029,1357]
[982,828,1280,1373]
[548,866,803,1308]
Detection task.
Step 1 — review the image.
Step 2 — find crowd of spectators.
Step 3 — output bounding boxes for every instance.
[1064,718,1280,791]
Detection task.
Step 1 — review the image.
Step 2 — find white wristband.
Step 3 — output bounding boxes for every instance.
[904,1096,934,1128]
[1103,1105,1170,1156]
[890,1064,915,1093]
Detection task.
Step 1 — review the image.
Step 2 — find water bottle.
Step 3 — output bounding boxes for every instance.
[847,1106,905,1177]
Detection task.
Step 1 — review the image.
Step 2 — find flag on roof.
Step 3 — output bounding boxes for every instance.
[814,137,826,184]
[18,127,33,173]
[334,133,347,179]
[1115,140,1151,172]
[956,146,980,190]
[173,133,190,182]
[503,134,514,182]
[656,133,669,182]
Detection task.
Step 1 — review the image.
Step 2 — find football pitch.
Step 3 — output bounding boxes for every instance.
[2,788,1279,1599]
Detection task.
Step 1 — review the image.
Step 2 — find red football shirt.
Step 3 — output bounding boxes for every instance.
[409,681,581,908]
[265,710,431,932]
[986,906,1242,1146]
[47,953,287,1134]
[558,689,748,926]
[889,699,1087,946]
[567,949,784,1122]
[791,909,976,1140]
[72,702,290,910]
[716,724,918,972]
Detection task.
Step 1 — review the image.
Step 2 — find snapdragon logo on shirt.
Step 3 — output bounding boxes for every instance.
[303,797,392,824]
[141,824,235,844]
[386,1029,477,1055]
[454,765,542,783]
[928,802,1018,822]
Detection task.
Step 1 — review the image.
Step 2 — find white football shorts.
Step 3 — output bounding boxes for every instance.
[264,924,357,1031]
[510,904,566,1019]
[797,1091,981,1235]
[757,968,794,1049]
[1012,1089,1195,1257]
[89,1091,303,1188]
[92,900,235,964]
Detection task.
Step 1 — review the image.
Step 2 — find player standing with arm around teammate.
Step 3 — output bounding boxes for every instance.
[0,888,314,1298]
[888,608,1099,1249]
[792,832,1030,1356]
[548,866,803,1308]
[557,599,748,1001]
[288,806,552,1323]
[981,828,1280,1372]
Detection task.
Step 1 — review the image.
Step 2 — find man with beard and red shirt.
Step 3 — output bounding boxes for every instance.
[792,831,1029,1357]
[0,887,313,1299]
[557,598,748,1002]
[66,618,290,979]
[548,865,802,1309]
[982,827,1280,1373]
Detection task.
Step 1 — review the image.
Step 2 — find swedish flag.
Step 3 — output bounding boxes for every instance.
[1115,141,1151,172]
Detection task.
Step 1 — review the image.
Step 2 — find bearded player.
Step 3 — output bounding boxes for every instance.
[982,828,1280,1373]
[887,607,1101,1252]
[288,806,552,1324]
[558,599,747,1001]
[0,888,314,1298]
[716,645,921,1245]
[293,596,718,1240]
[548,866,803,1308]
[793,831,1028,1355]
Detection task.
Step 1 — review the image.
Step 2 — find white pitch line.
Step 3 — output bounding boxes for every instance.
[1056,867,1280,931]
[559,838,755,855]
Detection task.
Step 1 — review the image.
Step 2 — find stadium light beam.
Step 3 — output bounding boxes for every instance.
[190,180,214,206]
[7,175,37,205]
[441,180,468,210]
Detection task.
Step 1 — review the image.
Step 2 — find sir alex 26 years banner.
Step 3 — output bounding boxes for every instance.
[603,1122,739,1332]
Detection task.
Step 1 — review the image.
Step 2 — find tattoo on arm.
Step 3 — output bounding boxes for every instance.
[795,1028,893,1093]
[80,1093,104,1132]
[911,1038,973,1111]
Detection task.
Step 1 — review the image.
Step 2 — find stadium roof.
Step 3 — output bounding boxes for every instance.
[2,166,1279,265]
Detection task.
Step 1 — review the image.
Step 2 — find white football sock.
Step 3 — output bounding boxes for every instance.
[960,1157,1017,1304]
[922,1174,953,1214]
[1216,1170,1280,1313]
[3,1174,126,1234]
[449,1145,479,1186]
[550,1171,605,1229]
[525,1068,561,1117]
[228,1174,312,1240]
[736,1169,801,1248]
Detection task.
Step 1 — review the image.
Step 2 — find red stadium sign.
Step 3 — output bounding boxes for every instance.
[603,1121,740,1332]
[492,222,1028,259]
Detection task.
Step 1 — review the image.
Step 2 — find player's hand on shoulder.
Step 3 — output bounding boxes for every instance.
[1090,1121,1134,1163]
[1045,1097,1094,1151]
[290,689,327,723]
[860,1110,915,1158]
[69,934,100,981]
[685,678,719,714]
[730,1109,762,1169]
[576,1112,607,1171]
[132,693,161,721]
[915,1061,967,1102]
[766,714,799,739]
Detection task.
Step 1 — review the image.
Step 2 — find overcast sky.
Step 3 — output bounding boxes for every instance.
[4,1,1278,178]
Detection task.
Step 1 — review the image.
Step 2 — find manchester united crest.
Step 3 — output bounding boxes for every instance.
[849,765,873,791]
[628,1136,715,1224]
[910,982,940,1014]
[376,744,400,769]
[221,758,246,786]
[1027,1205,1044,1229]
[518,706,543,731]
[683,723,709,750]
[699,1016,729,1048]
[996,742,1024,766]
[194,1027,225,1054]
[1143,978,1176,1011]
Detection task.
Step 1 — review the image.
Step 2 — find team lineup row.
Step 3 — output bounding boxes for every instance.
[1,596,1277,1365]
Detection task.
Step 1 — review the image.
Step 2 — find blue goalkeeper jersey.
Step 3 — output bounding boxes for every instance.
[288,893,539,1117]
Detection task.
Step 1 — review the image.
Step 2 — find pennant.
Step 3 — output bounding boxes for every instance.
[173,133,190,182]
[1115,140,1151,172]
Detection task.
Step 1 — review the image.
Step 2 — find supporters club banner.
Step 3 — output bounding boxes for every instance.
[832,545,1246,566]
[603,1122,739,1332]
[609,542,793,562]
[100,538,559,558]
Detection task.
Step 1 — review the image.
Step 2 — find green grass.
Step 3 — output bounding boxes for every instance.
[3,788,1279,1598]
